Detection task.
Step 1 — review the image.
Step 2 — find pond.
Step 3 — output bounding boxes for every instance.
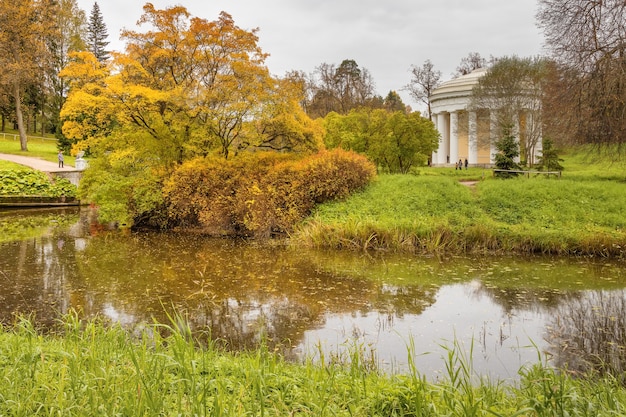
[1,207,626,381]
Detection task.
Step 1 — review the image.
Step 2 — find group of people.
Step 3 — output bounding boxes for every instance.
[455,158,468,170]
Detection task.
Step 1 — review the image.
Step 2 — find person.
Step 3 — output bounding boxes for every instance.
[58,150,64,168]
[458,159,463,170]
[464,158,468,170]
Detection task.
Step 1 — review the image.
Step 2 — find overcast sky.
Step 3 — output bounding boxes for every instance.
[75,0,546,111]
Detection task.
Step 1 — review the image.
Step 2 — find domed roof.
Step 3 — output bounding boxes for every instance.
[430,67,487,102]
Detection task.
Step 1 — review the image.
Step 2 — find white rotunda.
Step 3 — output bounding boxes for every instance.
[430,68,542,167]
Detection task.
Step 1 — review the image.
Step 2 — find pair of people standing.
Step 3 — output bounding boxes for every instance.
[455,158,468,170]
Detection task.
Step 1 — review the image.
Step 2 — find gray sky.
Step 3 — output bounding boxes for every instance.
[76,0,545,111]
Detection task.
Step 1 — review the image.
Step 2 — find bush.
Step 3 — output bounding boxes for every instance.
[164,149,376,237]
[0,170,77,198]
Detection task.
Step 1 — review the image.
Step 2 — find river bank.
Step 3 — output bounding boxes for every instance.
[292,172,626,257]
[1,314,624,416]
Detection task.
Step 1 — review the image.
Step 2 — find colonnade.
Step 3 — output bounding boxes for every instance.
[432,110,526,167]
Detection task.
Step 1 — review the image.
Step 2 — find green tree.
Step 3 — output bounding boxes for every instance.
[323,108,439,173]
[469,56,546,166]
[87,2,109,62]
[537,137,563,171]
[494,125,521,175]
[383,91,406,113]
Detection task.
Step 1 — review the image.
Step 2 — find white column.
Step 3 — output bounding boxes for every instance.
[432,113,441,164]
[490,111,498,165]
[437,113,449,164]
[450,112,459,165]
[468,111,478,164]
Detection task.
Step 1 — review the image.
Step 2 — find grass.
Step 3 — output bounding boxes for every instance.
[0,130,75,166]
[0,313,625,416]
[293,149,626,256]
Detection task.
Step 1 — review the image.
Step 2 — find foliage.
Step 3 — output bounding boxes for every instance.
[294,169,626,256]
[86,1,109,62]
[493,126,521,174]
[537,0,626,150]
[323,108,439,173]
[164,149,376,237]
[61,4,292,162]
[1,314,626,416]
[537,137,564,171]
[77,148,164,228]
[469,56,546,165]
[0,170,77,197]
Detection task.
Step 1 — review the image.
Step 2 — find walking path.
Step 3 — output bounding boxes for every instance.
[0,153,74,173]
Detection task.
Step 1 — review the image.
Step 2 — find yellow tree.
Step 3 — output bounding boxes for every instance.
[118,4,274,160]
[0,0,58,150]
[248,76,325,154]
[59,51,115,153]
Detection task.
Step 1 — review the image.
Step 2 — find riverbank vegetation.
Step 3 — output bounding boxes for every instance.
[0,314,624,416]
[293,148,626,257]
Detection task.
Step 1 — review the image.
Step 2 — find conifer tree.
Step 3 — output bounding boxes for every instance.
[87,2,109,62]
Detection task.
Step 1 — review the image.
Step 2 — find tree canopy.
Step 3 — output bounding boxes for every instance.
[537,0,626,150]
[87,2,110,63]
[323,108,438,174]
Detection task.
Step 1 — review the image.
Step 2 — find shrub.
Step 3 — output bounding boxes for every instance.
[164,150,376,237]
[0,170,77,198]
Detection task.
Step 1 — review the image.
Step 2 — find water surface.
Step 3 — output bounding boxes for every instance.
[1,207,625,381]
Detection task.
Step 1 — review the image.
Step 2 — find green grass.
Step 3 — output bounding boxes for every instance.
[294,149,626,256]
[1,314,624,416]
[0,131,75,166]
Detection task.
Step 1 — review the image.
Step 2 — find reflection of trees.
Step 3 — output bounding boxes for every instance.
[72,233,438,351]
[545,290,626,378]
[470,284,565,314]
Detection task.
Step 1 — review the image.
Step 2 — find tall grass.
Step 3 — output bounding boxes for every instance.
[1,314,625,416]
[294,169,626,256]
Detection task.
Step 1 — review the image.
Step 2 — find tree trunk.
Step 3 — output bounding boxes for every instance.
[13,83,28,151]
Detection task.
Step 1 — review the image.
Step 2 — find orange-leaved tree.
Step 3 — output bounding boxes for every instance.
[0,0,59,150]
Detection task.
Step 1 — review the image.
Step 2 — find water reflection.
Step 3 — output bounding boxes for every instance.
[1,208,626,380]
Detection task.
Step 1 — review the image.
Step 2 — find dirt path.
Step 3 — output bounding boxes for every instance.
[0,153,74,173]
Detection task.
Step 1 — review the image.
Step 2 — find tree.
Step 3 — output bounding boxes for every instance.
[60,4,321,226]
[0,0,59,150]
[87,2,110,62]
[323,108,439,173]
[307,59,376,118]
[48,0,87,138]
[468,56,546,166]
[537,0,626,150]
[537,137,563,171]
[454,52,487,77]
[404,59,441,120]
[494,125,521,175]
[383,91,406,113]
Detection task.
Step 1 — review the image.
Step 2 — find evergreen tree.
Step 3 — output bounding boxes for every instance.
[537,137,564,171]
[494,125,521,176]
[87,2,109,62]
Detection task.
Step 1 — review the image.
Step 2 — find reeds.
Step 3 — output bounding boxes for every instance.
[1,314,625,416]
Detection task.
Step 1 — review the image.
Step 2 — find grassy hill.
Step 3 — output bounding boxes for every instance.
[293,147,626,256]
